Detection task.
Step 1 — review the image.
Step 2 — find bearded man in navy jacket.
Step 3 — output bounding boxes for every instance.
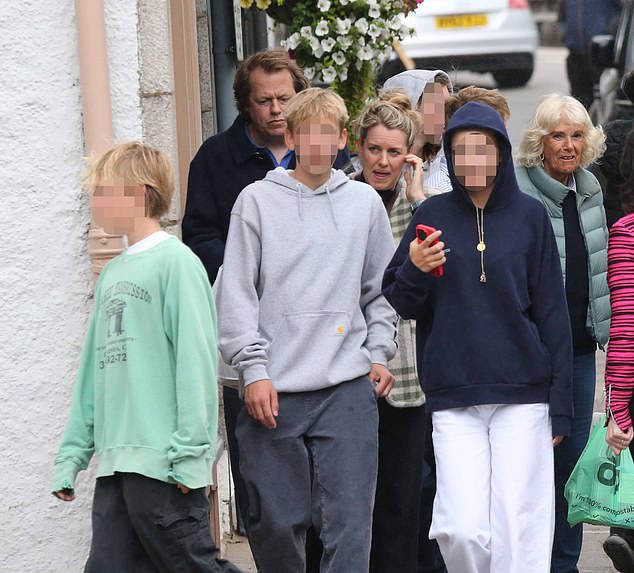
[182,48,349,567]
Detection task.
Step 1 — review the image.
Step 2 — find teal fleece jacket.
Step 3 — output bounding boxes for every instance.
[217,167,398,392]
[52,238,218,491]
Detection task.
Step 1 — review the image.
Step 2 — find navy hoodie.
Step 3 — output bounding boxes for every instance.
[382,102,573,437]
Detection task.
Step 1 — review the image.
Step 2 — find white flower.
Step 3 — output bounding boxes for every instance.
[337,35,354,50]
[358,46,374,61]
[369,5,381,18]
[282,32,301,50]
[321,37,336,52]
[315,19,329,36]
[304,67,315,80]
[322,66,337,83]
[355,60,363,71]
[354,18,369,35]
[388,16,402,31]
[357,36,366,47]
[336,18,351,35]
[338,67,348,82]
[300,25,313,39]
[399,23,411,38]
[317,0,331,11]
[309,37,324,58]
[339,0,349,4]
[368,23,382,39]
[332,51,346,66]
[310,38,324,58]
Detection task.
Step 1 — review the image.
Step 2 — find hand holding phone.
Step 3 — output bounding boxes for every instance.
[416,224,444,278]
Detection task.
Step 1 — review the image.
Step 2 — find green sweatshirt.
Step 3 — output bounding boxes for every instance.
[52,237,218,491]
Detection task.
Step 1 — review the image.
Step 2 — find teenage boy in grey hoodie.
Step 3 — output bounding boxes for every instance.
[217,88,397,573]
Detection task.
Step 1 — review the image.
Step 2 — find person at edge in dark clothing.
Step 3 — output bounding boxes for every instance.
[383,101,574,573]
[560,0,621,108]
[182,48,350,571]
[516,94,610,573]
[592,71,634,228]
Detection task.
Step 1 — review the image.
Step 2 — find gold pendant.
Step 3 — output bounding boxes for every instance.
[477,241,486,252]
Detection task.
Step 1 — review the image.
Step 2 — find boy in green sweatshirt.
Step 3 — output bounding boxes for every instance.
[52,142,242,573]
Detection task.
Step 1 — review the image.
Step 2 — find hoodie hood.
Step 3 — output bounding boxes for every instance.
[263,166,350,227]
[443,101,519,211]
[383,69,452,110]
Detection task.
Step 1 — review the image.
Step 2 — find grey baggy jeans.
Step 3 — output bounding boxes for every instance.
[236,376,379,573]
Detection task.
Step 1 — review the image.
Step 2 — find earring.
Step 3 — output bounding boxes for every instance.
[539,153,544,164]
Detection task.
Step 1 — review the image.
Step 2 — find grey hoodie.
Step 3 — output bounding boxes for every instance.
[217,167,397,393]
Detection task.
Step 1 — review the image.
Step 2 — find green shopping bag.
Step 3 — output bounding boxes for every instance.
[565,417,634,528]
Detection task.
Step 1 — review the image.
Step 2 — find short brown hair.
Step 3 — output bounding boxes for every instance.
[284,88,349,133]
[233,49,309,118]
[445,86,511,124]
[433,72,451,88]
[86,142,174,220]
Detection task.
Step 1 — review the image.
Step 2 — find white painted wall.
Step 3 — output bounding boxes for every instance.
[0,1,142,570]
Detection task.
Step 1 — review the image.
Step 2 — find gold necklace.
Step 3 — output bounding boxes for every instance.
[476,206,486,283]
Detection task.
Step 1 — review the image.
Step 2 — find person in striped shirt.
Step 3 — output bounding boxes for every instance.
[603,128,634,573]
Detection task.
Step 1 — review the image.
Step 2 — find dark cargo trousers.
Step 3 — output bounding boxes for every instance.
[236,376,379,573]
[85,472,243,573]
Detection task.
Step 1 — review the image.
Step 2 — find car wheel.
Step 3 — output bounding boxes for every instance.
[492,67,534,88]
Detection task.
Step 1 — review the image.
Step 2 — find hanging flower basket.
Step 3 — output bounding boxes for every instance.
[241,0,424,145]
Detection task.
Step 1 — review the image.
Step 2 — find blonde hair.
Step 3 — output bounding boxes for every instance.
[445,86,510,124]
[516,94,606,168]
[284,87,349,133]
[354,89,420,149]
[86,142,174,219]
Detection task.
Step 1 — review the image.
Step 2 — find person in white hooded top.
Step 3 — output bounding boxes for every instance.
[383,69,453,199]
[218,88,397,573]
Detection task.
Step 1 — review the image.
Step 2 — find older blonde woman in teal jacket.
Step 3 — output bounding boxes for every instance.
[516,94,610,573]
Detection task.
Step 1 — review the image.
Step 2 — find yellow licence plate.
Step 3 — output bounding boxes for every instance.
[435,14,488,28]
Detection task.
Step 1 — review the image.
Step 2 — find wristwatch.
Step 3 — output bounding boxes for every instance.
[410,199,424,213]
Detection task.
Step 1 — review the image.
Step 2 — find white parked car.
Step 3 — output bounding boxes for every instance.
[380,0,540,88]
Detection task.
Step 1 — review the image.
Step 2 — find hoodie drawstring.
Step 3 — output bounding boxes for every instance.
[295,182,339,229]
[324,185,338,230]
[296,183,303,220]
[475,206,487,283]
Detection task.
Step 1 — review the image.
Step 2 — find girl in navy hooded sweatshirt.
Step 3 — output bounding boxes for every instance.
[382,102,573,573]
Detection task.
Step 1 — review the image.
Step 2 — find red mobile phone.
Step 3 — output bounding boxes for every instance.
[416,224,444,278]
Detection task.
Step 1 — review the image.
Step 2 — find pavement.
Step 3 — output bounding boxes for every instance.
[224,526,618,572]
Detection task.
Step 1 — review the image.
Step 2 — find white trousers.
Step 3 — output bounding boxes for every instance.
[430,403,555,573]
